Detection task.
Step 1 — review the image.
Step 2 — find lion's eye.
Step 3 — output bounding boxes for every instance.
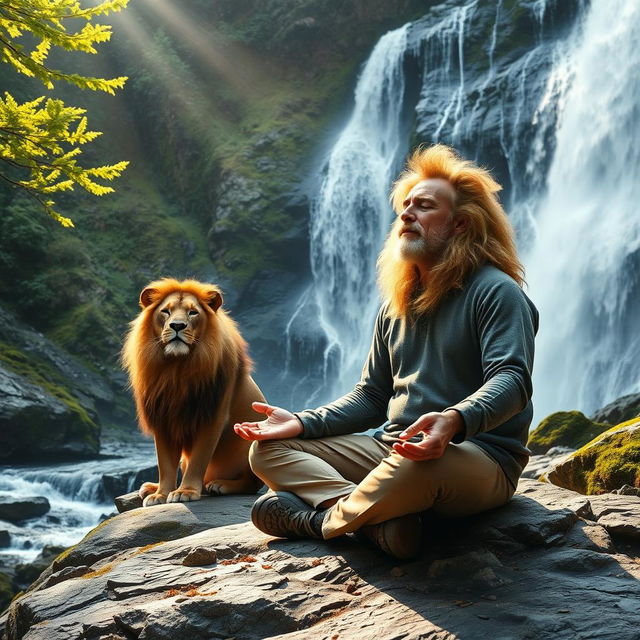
[188,310,199,316]
[160,308,170,315]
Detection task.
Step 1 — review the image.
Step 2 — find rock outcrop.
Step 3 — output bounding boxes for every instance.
[520,446,574,481]
[0,364,99,462]
[547,420,640,494]
[0,304,112,462]
[527,411,610,455]
[3,480,639,639]
[591,392,640,426]
[0,498,50,525]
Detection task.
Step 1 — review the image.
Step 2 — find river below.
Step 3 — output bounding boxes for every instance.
[0,439,157,568]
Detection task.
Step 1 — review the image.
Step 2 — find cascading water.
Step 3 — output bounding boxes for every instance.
[305,25,411,400]
[0,445,155,562]
[525,0,640,418]
[289,0,638,422]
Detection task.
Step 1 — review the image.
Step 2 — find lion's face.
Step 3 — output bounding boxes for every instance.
[153,292,206,358]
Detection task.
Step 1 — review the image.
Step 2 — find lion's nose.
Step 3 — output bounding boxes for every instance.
[169,321,187,332]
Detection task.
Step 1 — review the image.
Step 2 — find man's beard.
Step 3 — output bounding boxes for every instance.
[396,230,450,264]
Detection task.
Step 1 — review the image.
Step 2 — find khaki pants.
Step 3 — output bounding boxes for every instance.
[249,434,514,539]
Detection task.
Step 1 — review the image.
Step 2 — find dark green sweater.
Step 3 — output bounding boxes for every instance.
[296,265,539,489]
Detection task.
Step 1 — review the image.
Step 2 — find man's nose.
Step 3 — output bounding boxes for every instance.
[400,207,416,222]
[170,321,187,332]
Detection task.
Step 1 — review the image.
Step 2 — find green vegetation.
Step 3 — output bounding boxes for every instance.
[527,411,611,454]
[0,341,95,433]
[0,0,427,448]
[0,571,12,612]
[0,0,130,226]
[547,418,640,494]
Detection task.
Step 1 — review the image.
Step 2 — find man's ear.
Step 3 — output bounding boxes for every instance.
[453,214,469,235]
[206,288,223,311]
[139,287,158,308]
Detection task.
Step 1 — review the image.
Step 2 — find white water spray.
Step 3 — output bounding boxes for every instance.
[308,25,410,398]
[525,0,640,417]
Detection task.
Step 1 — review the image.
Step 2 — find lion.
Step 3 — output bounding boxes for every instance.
[121,278,265,507]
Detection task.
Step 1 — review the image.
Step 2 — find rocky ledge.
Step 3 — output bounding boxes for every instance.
[2,480,639,640]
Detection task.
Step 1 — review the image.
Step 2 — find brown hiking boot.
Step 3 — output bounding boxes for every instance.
[356,513,422,560]
[251,491,326,539]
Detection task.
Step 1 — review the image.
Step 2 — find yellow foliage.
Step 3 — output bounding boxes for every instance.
[0,0,130,225]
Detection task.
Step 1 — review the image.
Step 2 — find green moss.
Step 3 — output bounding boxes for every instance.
[0,342,97,445]
[547,418,640,494]
[527,411,610,454]
[0,572,14,613]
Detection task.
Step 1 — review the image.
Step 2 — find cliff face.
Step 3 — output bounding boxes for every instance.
[0,0,428,447]
[2,0,631,442]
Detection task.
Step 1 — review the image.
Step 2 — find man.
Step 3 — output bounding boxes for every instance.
[234,144,538,560]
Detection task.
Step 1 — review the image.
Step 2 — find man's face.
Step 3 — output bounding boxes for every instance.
[396,178,460,265]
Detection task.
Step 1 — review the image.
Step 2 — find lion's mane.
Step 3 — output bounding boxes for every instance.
[121,278,251,451]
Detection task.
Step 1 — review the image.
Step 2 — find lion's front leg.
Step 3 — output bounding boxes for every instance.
[167,418,226,504]
[143,432,181,507]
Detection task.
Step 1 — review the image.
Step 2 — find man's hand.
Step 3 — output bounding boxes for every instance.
[233,402,304,441]
[392,410,464,461]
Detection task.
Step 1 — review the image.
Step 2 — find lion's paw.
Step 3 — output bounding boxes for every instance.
[205,481,226,496]
[143,492,168,507]
[167,488,201,503]
[139,482,159,499]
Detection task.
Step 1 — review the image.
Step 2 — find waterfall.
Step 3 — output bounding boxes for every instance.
[284,0,638,422]
[306,24,410,399]
[525,0,640,418]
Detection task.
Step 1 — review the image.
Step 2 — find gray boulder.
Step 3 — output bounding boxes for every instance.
[521,446,575,480]
[0,365,99,462]
[0,305,113,419]
[3,479,640,640]
[0,498,50,524]
[591,392,640,425]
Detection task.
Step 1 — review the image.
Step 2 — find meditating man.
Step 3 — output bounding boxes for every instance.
[234,144,538,560]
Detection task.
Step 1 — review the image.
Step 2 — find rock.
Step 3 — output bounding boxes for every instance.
[521,446,574,479]
[0,497,50,523]
[3,481,640,640]
[587,494,640,541]
[547,421,640,494]
[0,522,21,549]
[612,485,640,496]
[0,364,99,462]
[591,392,640,425]
[114,493,142,513]
[101,466,156,502]
[0,572,12,613]
[0,531,10,548]
[527,411,610,454]
[561,519,615,553]
[182,546,217,566]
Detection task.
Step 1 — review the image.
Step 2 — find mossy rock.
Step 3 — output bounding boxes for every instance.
[546,419,640,495]
[0,571,14,612]
[527,411,610,455]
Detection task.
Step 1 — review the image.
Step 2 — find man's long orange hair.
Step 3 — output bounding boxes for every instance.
[378,144,524,317]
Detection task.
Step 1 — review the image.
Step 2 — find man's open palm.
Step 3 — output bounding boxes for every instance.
[234,402,303,441]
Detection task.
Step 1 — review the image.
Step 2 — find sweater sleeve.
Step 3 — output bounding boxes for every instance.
[295,307,394,438]
[447,279,538,441]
